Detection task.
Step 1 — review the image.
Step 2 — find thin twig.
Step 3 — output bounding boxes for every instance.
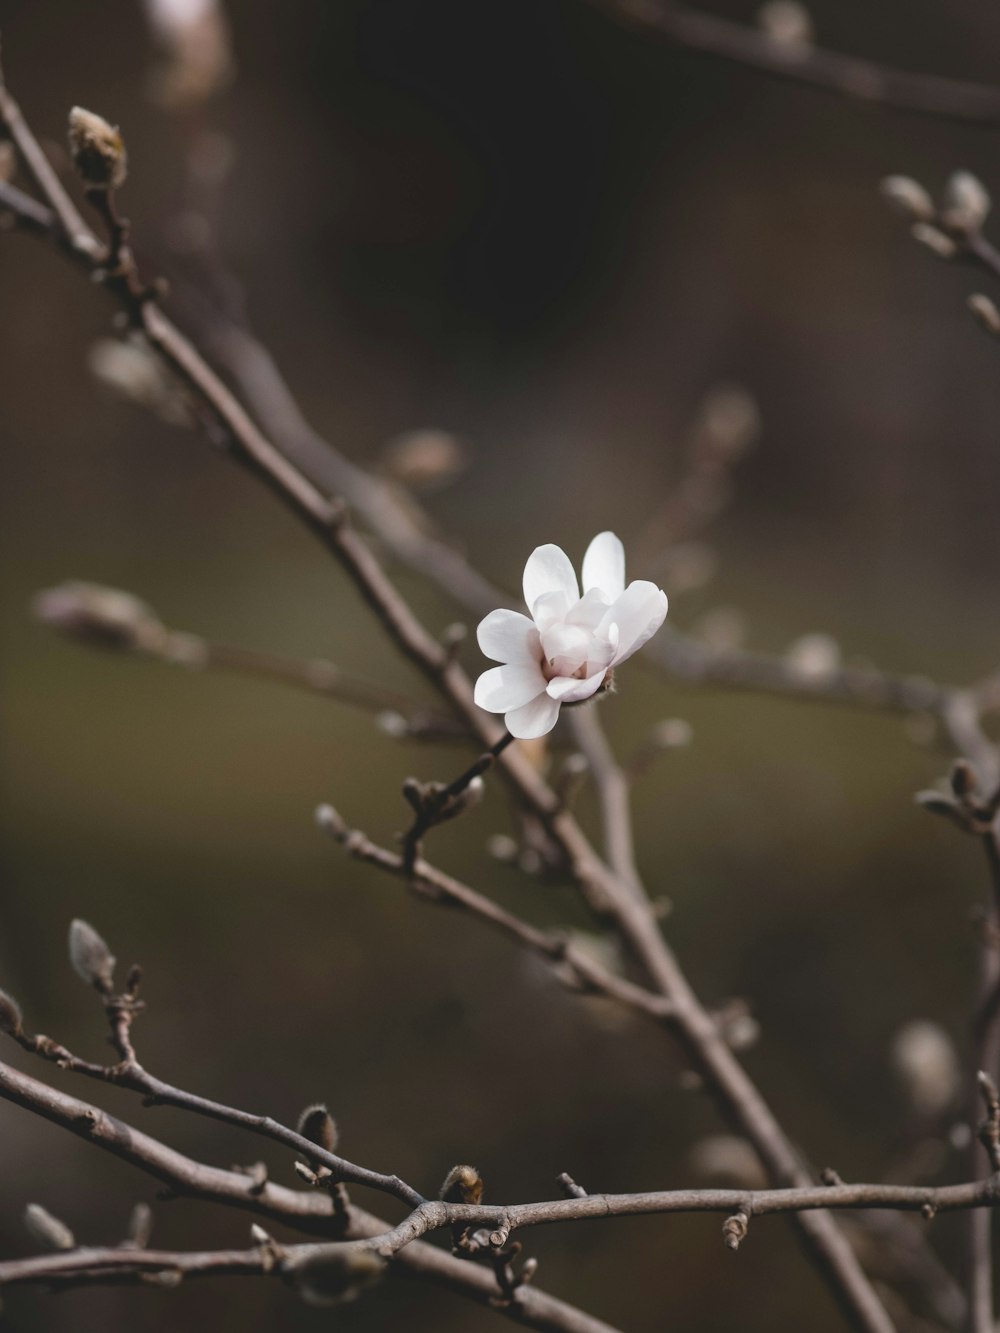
[0,1059,617,1333]
[0,73,897,1331]
[587,0,1000,124]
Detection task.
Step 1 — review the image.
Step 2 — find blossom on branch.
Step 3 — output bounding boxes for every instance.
[474,532,668,739]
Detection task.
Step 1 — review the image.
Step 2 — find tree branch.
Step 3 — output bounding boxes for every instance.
[586,0,1000,124]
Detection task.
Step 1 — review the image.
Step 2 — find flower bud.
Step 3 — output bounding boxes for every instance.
[439,1164,484,1205]
[891,1020,961,1118]
[688,1135,768,1190]
[787,632,841,680]
[125,1202,153,1249]
[293,1246,386,1307]
[968,293,1000,337]
[68,918,116,993]
[33,582,165,653]
[68,107,127,191]
[380,430,466,492]
[910,222,957,259]
[757,1,813,48]
[880,175,935,224]
[0,986,23,1037]
[24,1203,75,1251]
[943,170,991,232]
[297,1103,338,1155]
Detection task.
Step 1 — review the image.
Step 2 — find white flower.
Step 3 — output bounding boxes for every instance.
[474,532,668,740]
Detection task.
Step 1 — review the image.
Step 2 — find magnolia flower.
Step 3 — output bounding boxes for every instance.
[474,532,668,740]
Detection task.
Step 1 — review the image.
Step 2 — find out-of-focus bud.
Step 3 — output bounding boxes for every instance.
[88,337,192,426]
[649,718,693,750]
[689,1136,768,1190]
[439,1164,484,1205]
[24,1203,76,1251]
[787,632,841,681]
[293,1246,386,1307]
[487,833,520,863]
[68,918,116,994]
[124,1202,154,1249]
[380,430,467,492]
[910,223,958,260]
[250,1224,272,1246]
[713,999,761,1053]
[968,293,1000,337]
[943,171,991,232]
[143,0,235,107]
[698,384,760,462]
[297,1103,339,1155]
[880,175,935,224]
[68,107,127,191]
[950,760,978,800]
[757,0,813,48]
[0,987,23,1037]
[33,582,166,653]
[891,1020,961,1119]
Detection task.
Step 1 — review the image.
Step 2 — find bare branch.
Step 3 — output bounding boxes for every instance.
[587,0,1000,124]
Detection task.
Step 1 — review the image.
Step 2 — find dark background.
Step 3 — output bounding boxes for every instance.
[2,1,1000,1329]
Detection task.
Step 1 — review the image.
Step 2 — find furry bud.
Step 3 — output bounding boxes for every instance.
[293,1246,386,1307]
[33,582,165,653]
[24,1204,75,1251]
[297,1103,338,1155]
[0,987,23,1037]
[880,175,935,224]
[68,106,127,191]
[68,918,116,993]
[438,1164,484,1205]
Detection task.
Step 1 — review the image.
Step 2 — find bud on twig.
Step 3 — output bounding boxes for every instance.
[890,1021,961,1119]
[968,293,1000,338]
[68,918,116,993]
[439,1164,484,1205]
[910,223,957,260]
[0,986,23,1037]
[124,1202,154,1249]
[24,1203,75,1251]
[297,1103,338,1155]
[943,170,991,232]
[33,582,165,653]
[879,175,935,224]
[67,106,127,191]
[293,1246,386,1307]
[722,1210,750,1251]
[757,1,813,49]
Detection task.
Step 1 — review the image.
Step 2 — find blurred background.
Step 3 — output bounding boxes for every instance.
[3,1,1000,1329]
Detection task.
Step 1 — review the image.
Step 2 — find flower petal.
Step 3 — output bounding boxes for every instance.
[540,621,591,676]
[505,692,562,739]
[546,669,608,703]
[474,663,547,713]
[564,586,610,630]
[582,531,625,601]
[530,590,570,632]
[523,544,579,615]
[601,582,668,664]
[476,608,540,664]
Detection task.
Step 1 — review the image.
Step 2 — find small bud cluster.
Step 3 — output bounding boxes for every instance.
[881,171,999,345]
